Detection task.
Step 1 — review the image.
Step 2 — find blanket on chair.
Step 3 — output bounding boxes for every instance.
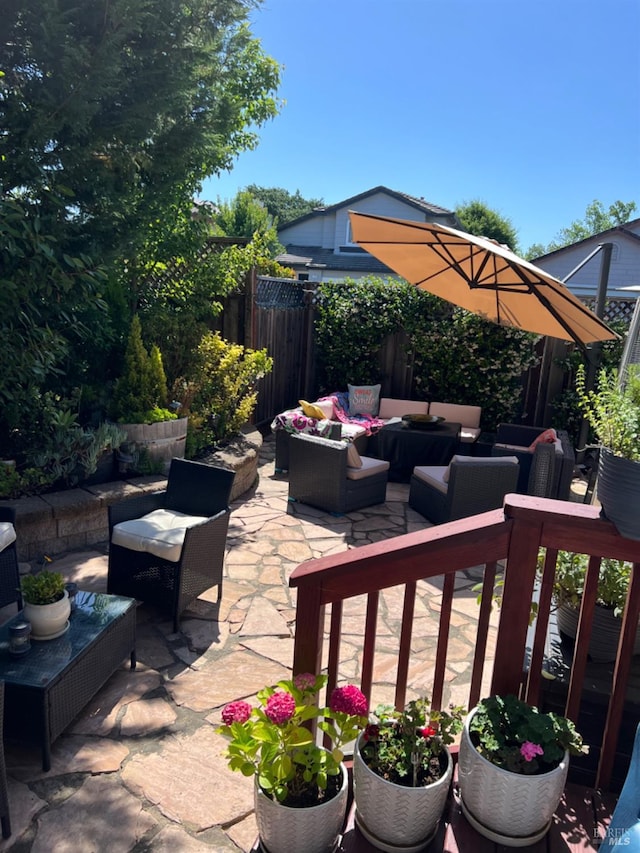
[319,392,385,436]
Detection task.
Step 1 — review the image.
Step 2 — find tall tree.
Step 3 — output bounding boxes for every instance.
[526,199,638,259]
[214,190,281,253]
[245,185,324,225]
[455,200,519,252]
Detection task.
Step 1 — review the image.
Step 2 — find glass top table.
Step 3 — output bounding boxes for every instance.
[0,591,136,770]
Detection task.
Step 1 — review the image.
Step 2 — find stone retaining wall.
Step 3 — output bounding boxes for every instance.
[2,426,262,561]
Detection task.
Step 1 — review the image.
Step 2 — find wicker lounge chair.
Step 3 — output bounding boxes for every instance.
[491,423,574,499]
[408,455,520,524]
[107,458,235,631]
[288,433,389,514]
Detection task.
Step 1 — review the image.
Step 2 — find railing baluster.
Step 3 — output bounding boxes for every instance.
[326,600,343,698]
[469,560,497,708]
[394,581,416,711]
[432,572,455,712]
[524,547,556,706]
[360,591,379,702]
[566,555,601,722]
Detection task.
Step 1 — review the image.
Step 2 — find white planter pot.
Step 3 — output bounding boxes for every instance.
[353,733,453,852]
[254,762,348,853]
[23,590,71,640]
[458,708,569,846]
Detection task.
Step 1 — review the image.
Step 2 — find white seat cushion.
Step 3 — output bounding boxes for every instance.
[0,522,16,552]
[460,427,482,443]
[412,466,449,494]
[346,456,390,481]
[429,402,482,429]
[378,398,429,419]
[111,509,207,562]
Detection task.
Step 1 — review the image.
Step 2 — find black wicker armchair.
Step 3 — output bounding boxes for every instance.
[107,458,235,632]
[0,506,21,614]
[408,455,520,525]
[491,424,574,499]
[288,433,389,514]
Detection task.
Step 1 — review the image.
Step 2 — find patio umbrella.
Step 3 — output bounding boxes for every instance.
[349,211,618,346]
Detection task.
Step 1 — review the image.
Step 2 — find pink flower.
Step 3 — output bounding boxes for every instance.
[520,741,544,762]
[419,725,437,738]
[294,673,316,691]
[265,691,296,724]
[329,685,368,717]
[221,701,252,725]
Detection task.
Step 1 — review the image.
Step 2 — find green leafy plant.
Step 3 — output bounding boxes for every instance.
[187,332,273,450]
[21,570,66,606]
[358,697,465,787]
[575,363,640,460]
[110,316,177,424]
[469,695,587,776]
[538,549,632,615]
[217,673,367,807]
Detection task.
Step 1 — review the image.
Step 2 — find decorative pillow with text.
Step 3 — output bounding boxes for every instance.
[348,384,381,417]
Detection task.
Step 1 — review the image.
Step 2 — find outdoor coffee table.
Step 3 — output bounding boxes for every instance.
[368,420,461,482]
[0,590,136,771]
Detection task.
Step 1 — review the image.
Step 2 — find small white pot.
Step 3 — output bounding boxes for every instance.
[23,590,71,640]
[353,733,453,851]
[254,761,348,853]
[458,707,569,846]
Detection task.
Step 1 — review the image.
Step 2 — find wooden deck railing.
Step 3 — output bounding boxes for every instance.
[289,493,640,792]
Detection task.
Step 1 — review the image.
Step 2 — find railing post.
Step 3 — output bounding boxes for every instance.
[292,583,324,678]
[491,514,542,697]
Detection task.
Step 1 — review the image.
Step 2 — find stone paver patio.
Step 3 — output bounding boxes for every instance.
[0,434,539,851]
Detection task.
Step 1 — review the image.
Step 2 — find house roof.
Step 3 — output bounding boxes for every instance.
[279,245,393,274]
[531,219,640,262]
[278,185,455,229]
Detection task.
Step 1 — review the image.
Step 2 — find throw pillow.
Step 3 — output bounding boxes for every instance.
[348,383,381,417]
[528,428,558,452]
[299,400,327,420]
[346,441,363,468]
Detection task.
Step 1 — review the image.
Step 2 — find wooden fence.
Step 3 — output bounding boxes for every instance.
[213,275,635,432]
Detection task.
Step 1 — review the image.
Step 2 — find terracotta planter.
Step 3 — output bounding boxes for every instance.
[23,590,71,640]
[458,708,569,846]
[254,761,348,853]
[557,602,640,663]
[353,733,453,852]
[597,449,640,541]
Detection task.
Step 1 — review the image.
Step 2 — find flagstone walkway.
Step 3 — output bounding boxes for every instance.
[0,435,557,851]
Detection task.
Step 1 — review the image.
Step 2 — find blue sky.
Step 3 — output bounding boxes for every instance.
[199,0,640,254]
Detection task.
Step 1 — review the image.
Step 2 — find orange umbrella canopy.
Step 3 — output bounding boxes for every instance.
[349,211,618,347]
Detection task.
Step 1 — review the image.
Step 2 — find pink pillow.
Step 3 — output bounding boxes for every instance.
[528,428,557,452]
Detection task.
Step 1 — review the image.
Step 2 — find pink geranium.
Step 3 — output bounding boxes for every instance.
[520,741,544,762]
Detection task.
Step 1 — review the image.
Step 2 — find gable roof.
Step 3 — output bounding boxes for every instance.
[277,244,392,274]
[279,185,455,229]
[531,218,640,262]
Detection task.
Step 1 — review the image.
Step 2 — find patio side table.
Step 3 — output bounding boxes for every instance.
[0,591,136,771]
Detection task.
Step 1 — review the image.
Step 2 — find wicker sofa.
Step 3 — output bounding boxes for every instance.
[272,396,481,472]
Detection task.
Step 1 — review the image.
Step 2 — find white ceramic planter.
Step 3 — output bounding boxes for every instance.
[458,708,569,846]
[24,589,71,640]
[353,733,453,852]
[254,762,348,853]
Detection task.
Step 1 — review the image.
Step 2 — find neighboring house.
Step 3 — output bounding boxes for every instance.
[532,218,640,301]
[276,186,459,282]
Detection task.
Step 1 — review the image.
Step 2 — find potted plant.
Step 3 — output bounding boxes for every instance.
[353,697,465,851]
[21,570,71,640]
[576,363,640,539]
[458,694,587,846]
[541,549,639,662]
[217,673,367,853]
